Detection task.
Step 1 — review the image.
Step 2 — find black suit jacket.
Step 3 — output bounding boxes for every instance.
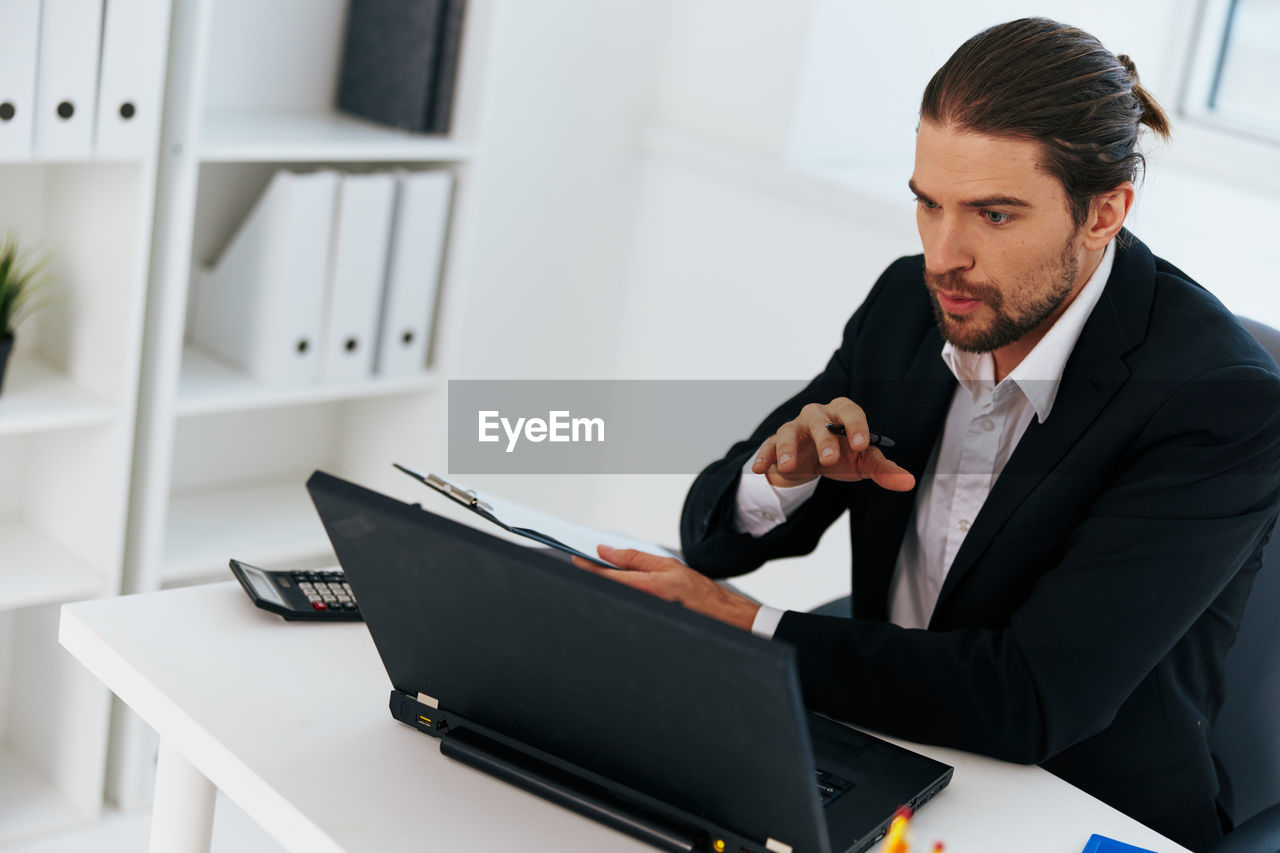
[680,234,1280,850]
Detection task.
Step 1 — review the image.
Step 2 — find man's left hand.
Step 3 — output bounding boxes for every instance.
[571,545,761,632]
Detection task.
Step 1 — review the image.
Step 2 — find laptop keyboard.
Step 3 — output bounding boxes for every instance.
[815,768,853,806]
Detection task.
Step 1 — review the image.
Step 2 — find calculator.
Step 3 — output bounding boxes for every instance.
[229,559,362,621]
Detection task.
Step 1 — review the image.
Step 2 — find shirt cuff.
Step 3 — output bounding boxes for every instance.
[751,605,786,639]
[731,457,821,537]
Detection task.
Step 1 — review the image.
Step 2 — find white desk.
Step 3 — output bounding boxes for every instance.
[59,583,1190,853]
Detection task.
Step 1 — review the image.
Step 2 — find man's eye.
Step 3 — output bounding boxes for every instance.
[915,197,939,210]
[982,210,1011,225]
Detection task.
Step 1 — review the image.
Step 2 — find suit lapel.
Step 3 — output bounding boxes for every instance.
[929,233,1156,621]
[854,324,955,619]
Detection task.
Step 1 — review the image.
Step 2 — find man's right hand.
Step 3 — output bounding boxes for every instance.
[750,398,916,492]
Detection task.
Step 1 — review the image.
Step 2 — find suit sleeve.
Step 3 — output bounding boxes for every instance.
[772,363,1280,764]
[679,258,906,578]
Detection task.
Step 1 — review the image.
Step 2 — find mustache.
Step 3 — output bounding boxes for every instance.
[924,270,1000,303]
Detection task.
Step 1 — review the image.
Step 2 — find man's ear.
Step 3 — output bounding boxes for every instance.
[1083,182,1135,249]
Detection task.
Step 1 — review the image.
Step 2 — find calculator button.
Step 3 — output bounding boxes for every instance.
[312,601,328,610]
[342,603,359,611]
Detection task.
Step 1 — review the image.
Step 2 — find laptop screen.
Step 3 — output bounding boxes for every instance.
[308,471,829,852]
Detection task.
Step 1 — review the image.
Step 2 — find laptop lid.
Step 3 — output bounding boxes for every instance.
[309,471,951,852]
[309,470,832,851]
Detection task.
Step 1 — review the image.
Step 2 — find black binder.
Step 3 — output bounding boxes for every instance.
[336,0,467,134]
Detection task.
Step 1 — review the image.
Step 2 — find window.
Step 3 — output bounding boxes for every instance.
[1183,0,1280,142]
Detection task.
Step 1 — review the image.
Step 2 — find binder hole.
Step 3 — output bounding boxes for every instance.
[0,103,14,122]
[401,330,414,345]
[344,338,358,352]
[57,101,75,120]
[296,339,309,354]
[120,102,136,120]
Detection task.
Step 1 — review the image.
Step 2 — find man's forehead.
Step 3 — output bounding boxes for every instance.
[912,120,1059,202]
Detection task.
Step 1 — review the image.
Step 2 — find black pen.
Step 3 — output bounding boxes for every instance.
[826,422,896,448]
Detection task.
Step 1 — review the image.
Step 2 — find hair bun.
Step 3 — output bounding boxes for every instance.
[1117,54,1138,79]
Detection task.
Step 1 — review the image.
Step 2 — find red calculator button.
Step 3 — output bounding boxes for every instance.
[313,601,328,610]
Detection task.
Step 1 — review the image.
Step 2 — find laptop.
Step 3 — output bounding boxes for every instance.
[306,471,952,853]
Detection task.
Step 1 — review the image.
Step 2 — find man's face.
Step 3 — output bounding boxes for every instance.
[910,120,1088,355]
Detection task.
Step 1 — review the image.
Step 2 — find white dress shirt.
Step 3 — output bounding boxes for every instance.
[736,241,1116,636]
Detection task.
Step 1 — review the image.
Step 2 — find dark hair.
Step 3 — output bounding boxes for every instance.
[920,17,1171,227]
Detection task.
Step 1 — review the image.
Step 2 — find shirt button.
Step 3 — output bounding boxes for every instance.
[981,418,995,432]
[958,519,971,532]
[763,512,778,523]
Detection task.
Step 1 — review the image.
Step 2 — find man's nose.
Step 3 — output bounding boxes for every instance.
[925,218,974,277]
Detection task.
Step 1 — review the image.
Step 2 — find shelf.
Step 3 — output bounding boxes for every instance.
[162,481,332,585]
[0,358,116,438]
[0,519,104,612]
[175,346,443,418]
[0,746,95,844]
[198,111,477,163]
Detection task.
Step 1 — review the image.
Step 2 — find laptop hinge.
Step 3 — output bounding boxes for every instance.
[441,726,701,852]
[765,839,793,853]
[417,692,440,709]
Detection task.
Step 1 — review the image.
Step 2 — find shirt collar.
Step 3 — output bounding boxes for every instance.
[940,239,1115,422]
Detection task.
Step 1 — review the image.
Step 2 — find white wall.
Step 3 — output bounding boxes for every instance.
[442,0,674,521]
[455,0,670,384]
[650,0,817,160]
[790,0,1198,169]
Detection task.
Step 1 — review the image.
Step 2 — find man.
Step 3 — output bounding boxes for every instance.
[574,18,1280,851]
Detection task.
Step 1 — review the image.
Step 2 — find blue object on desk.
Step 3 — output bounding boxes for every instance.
[1082,834,1156,853]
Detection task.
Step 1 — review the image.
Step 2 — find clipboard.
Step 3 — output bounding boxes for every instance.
[393,463,615,567]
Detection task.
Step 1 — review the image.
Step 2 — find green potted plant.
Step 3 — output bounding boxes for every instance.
[0,232,50,394]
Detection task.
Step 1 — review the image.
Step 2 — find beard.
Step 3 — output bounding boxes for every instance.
[924,231,1081,354]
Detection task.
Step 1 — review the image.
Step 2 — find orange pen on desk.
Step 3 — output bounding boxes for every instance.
[882,805,913,853]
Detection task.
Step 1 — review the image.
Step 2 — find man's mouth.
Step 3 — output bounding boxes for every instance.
[937,291,983,315]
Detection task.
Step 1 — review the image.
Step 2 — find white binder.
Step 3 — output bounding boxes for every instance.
[376,170,454,377]
[34,0,104,160]
[0,0,40,160]
[320,172,396,382]
[192,170,340,384]
[95,0,172,159]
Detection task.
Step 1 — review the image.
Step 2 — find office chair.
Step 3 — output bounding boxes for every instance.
[1207,316,1280,852]
[807,316,1280,851]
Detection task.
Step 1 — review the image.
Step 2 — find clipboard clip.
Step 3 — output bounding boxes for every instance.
[393,463,494,514]
[424,473,494,515]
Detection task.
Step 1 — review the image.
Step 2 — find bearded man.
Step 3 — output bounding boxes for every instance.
[575,18,1280,851]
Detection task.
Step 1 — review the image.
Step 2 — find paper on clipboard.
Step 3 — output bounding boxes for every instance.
[392,464,682,566]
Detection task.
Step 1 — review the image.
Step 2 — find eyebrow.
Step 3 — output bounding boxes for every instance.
[908,179,1033,209]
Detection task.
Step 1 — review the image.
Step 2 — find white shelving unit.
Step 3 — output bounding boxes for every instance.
[110,0,494,811]
[0,3,174,839]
